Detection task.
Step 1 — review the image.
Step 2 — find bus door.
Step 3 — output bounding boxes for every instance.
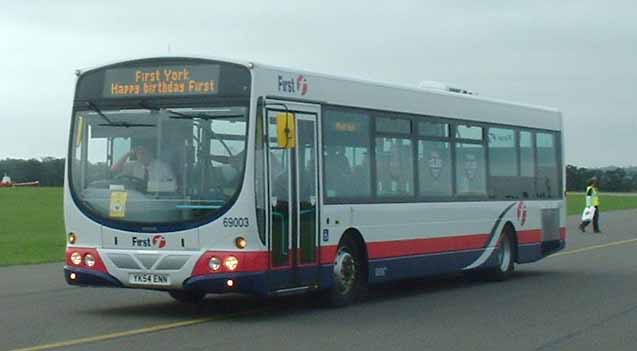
[265,103,320,291]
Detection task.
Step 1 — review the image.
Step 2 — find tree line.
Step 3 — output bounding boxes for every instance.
[1,157,636,192]
[0,158,65,186]
[566,165,637,192]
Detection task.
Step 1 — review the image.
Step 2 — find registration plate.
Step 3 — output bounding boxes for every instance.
[129,273,170,286]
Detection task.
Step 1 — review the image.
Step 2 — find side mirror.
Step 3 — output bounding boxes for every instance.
[276,112,296,149]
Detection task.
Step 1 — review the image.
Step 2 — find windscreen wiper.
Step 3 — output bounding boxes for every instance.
[86,101,113,125]
[86,101,155,128]
[139,101,244,120]
[98,122,156,128]
[167,111,244,121]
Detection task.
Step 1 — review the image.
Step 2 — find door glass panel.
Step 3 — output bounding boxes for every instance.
[268,113,290,267]
[297,119,317,264]
[255,107,266,244]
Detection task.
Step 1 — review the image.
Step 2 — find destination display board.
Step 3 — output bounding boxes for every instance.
[103,64,220,98]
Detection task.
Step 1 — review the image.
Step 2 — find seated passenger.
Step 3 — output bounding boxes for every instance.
[325,146,353,197]
[111,143,177,192]
[352,153,371,195]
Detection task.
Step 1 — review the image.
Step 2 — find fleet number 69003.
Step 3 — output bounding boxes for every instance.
[223,217,249,228]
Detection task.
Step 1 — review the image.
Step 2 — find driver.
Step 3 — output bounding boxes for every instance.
[111,142,177,192]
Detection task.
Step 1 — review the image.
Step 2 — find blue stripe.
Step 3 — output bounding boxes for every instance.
[368,248,497,283]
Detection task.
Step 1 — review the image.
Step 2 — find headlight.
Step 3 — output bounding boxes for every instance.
[224,256,239,271]
[208,257,221,271]
[84,254,96,267]
[70,252,82,265]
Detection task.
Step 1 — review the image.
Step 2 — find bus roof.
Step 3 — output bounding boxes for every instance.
[76,55,562,130]
[251,62,560,114]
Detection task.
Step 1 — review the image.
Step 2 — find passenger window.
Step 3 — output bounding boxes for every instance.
[375,137,414,197]
[456,125,483,140]
[376,117,411,134]
[418,140,452,198]
[323,109,372,200]
[488,128,517,176]
[536,132,559,199]
[518,131,535,199]
[418,121,449,138]
[520,131,535,177]
[455,143,487,197]
[488,128,518,200]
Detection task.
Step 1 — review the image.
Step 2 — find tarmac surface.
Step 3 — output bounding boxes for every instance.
[3,209,637,351]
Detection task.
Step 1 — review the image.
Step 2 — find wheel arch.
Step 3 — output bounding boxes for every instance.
[337,227,369,283]
[503,221,519,262]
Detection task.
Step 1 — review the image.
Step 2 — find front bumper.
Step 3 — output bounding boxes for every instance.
[184,272,267,295]
[64,266,123,287]
[64,266,268,295]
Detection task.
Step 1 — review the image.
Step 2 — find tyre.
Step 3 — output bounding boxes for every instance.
[168,290,206,304]
[486,229,515,281]
[324,236,366,307]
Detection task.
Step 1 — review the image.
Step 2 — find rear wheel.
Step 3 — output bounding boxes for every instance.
[486,229,515,281]
[168,290,206,304]
[325,236,365,307]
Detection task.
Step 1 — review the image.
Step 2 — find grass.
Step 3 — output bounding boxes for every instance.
[0,187,65,266]
[1,187,637,267]
[566,193,637,216]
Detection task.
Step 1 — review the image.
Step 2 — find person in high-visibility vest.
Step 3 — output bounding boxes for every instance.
[578,177,601,233]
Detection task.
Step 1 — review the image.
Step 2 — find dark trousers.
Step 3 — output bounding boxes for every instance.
[581,206,600,232]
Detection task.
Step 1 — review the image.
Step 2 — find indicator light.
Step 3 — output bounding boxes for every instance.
[235,237,247,249]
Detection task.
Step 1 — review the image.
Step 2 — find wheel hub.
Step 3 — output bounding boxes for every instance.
[334,249,357,295]
[498,235,512,272]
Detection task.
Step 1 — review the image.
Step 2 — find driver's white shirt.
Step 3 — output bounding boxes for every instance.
[123,160,176,192]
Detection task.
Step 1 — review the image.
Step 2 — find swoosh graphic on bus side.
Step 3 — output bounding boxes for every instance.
[462,202,517,270]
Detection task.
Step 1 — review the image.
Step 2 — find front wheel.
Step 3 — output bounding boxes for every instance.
[486,230,515,281]
[324,236,365,307]
[168,290,206,304]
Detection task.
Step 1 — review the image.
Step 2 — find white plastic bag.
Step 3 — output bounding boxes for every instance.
[581,206,596,222]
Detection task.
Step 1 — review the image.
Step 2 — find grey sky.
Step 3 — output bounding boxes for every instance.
[1,0,635,167]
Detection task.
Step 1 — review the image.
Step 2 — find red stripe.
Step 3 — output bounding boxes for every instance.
[519,227,568,244]
[192,226,569,273]
[320,246,338,264]
[518,229,543,244]
[367,234,490,259]
[560,227,567,240]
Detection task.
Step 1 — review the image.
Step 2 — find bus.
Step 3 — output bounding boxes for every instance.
[64,56,565,305]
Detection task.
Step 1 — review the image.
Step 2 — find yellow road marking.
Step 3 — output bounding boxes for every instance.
[552,238,637,257]
[8,309,265,351]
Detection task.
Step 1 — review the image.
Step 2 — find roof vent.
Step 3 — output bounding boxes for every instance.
[418,81,477,95]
